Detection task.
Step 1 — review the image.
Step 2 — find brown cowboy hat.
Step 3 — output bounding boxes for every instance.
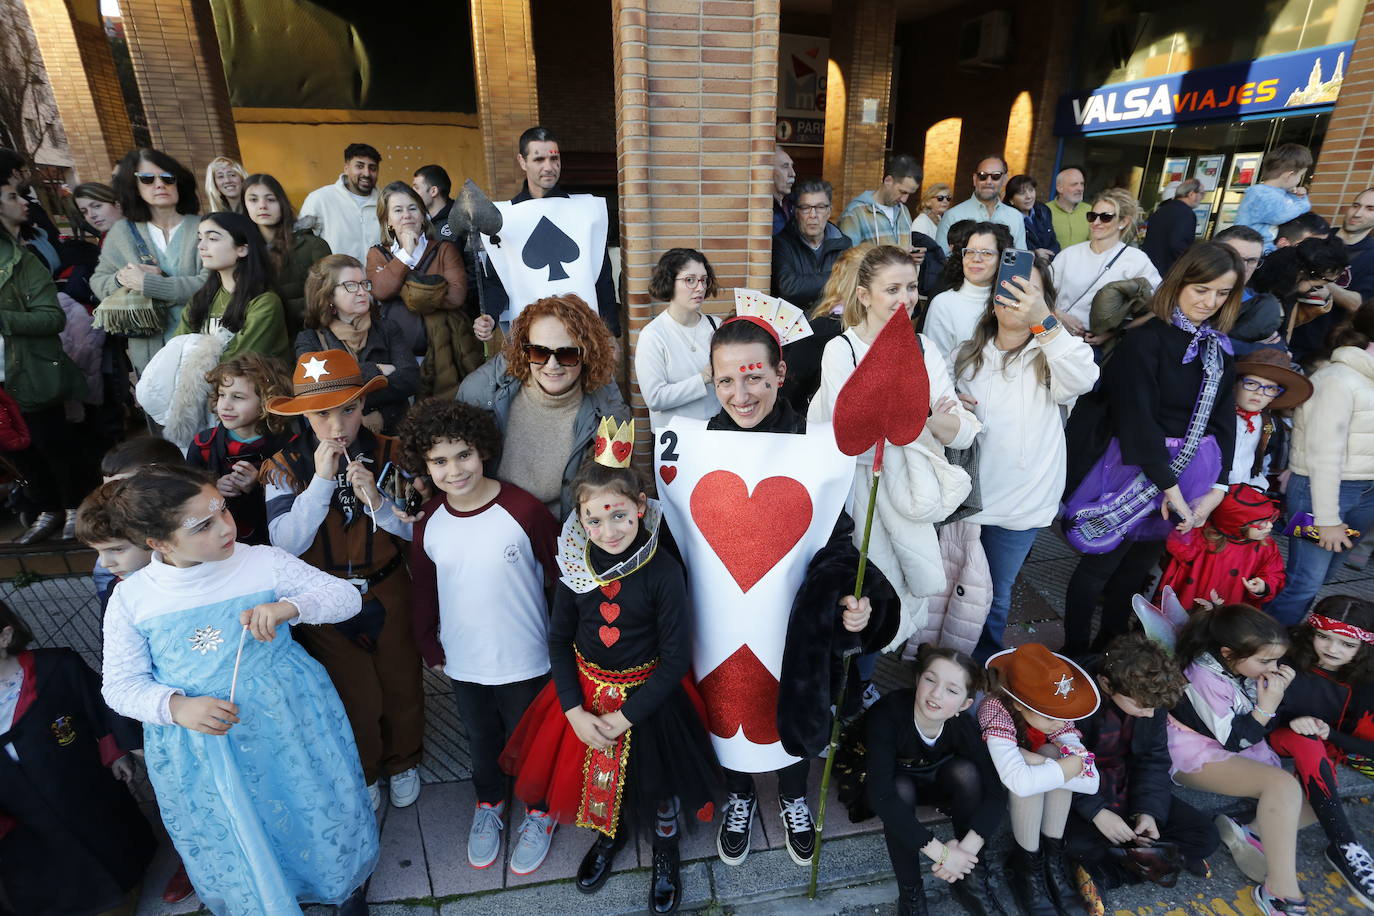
[1233,347,1313,410]
[985,643,1100,720]
[265,349,388,416]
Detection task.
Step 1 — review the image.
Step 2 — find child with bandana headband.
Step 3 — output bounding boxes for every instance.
[1158,483,1285,610]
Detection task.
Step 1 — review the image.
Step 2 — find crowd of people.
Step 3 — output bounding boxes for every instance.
[1,128,1373,916]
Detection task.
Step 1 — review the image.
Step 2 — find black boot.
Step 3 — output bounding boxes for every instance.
[651,841,681,914]
[1006,845,1064,916]
[1041,835,1084,915]
[950,859,1010,916]
[896,878,929,916]
[576,832,624,894]
[335,884,367,916]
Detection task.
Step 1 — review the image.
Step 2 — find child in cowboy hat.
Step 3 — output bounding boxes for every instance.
[260,349,427,813]
[979,643,1100,916]
[1230,347,1313,492]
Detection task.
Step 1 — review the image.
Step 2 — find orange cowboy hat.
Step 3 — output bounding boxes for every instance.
[265,349,388,416]
[986,643,1100,720]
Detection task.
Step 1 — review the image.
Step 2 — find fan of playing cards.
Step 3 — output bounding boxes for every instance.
[733,289,814,344]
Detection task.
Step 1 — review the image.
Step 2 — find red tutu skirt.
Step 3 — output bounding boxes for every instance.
[500,652,720,838]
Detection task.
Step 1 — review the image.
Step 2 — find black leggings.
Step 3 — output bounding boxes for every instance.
[1063,539,1165,656]
[725,759,809,800]
[15,405,93,512]
[881,757,984,886]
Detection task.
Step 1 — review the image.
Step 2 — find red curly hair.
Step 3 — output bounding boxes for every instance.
[501,294,616,391]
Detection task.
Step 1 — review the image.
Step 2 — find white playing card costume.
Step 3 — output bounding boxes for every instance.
[480,195,609,323]
[655,416,854,772]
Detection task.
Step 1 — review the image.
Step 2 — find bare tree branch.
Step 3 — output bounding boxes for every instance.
[0,2,58,164]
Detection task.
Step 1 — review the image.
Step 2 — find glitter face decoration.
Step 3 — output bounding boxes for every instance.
[183,497,228,529]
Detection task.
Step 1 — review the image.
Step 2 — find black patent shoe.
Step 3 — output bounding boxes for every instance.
[335,884,367,916]
[950,859,1009,916]
[576,832,623,894]
[651,841,681,913]
[897,880,930,916]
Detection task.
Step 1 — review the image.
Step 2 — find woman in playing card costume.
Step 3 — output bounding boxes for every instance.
[1265,596,1374,907]
[654,309,900,870]
[0,603,158,916]
[260,349,427,812]
[1061,242,1242,655]
[99,464,378,915]
[500,418,719,914]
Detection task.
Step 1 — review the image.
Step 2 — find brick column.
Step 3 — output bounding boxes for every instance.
[120,0,237,170]
[614,0,780,456]
[25,0,134,181]
[1308,3,1374,219]
[470,0,540,193]
[822,0,896,213]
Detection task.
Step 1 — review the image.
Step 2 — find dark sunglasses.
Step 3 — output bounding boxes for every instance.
[1085,211,1118,223]
[135,172,177,186]
[525,344,582,367]
[975,171,1005,182]
[933,194,952,202]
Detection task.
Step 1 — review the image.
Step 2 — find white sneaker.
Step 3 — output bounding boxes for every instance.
[861,682,882,710]
[509,808,556,875]
[468,800,505,869]
[390,767,421,808]
[368,782,384,813]
[1216,814,1266,884]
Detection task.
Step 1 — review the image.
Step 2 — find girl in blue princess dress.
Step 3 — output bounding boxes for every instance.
[99,464,377,916]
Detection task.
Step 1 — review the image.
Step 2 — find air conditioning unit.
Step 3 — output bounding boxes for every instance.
[958,10,1011,69]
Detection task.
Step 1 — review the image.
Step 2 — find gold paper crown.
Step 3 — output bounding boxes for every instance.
[593,416,635,469]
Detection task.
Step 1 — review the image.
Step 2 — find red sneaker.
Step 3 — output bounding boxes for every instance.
[162,862,194,903]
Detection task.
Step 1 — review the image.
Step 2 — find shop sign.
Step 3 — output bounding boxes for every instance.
[1056,42,1353,135]
[777,34,828,147]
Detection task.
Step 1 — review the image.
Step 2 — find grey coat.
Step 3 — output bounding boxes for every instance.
[457,353,630,520]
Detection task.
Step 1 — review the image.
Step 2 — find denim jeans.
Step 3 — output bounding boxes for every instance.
[974,525,1043,662]
[1267,474,1374,626]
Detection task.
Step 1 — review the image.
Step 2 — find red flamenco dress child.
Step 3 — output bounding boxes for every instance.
[501,424,719,915]
[1159,483,1285,610]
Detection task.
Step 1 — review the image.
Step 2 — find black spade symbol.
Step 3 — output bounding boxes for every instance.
[522,216,581,281]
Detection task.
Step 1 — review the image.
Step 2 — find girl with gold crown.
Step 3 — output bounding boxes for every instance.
[499,416,720,915]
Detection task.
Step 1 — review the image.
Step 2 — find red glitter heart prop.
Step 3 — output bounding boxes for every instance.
[593,435,608,457]
[599,625,620,647]
[831,307,929,459]
[696,645,780,744]
[599,581,621,600]
[659,465,677,485]
[696,801,715,822]
[599,601,621,623]
[690,471,811,593]
[611,440,633,463]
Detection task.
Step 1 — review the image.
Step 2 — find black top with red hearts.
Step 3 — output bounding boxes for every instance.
[548,528,691,726]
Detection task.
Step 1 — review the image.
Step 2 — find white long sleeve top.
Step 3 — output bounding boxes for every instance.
[923,282,992,366]
[633,309,719,430]
[265,472,411,556]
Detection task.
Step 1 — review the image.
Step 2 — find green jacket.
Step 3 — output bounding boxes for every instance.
[277,229,331,337]
[0,234,85,411]
[174,285,291,364]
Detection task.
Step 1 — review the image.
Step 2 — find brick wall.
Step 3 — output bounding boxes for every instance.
[1307,3,1374,221]
[471,0,540,193]
[121,0,238,172]
[614,0,780,456]
[822,0,897,212]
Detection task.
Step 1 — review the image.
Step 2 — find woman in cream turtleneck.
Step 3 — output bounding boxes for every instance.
[922,221,1012,363]
[457,294,629,520]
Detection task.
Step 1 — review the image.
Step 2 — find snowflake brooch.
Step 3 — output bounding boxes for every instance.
[188,625,225,655]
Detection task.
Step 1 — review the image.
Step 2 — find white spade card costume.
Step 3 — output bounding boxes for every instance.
[480,195,609,323]
[655,416,854,772]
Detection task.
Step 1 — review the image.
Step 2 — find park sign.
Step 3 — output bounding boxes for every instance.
[1055,41,1354,135]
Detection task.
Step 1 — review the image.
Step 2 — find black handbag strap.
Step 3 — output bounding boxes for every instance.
[1065,243,1129,314]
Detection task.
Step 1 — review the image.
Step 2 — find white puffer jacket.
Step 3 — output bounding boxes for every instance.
[135,331,225,450]
[1289,345,1374,526]
[902,520,992,657]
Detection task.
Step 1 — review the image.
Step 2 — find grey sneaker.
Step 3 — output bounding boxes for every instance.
[509,807,556,875]
[367,782,383,813]
[468,800,505,869]
[389,766,421,808]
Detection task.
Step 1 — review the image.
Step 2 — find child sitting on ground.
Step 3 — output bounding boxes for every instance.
[1159,484,1285,611]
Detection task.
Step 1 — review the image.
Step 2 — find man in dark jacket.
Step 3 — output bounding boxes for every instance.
[1142,178,1203,275]
[771,178,851,311]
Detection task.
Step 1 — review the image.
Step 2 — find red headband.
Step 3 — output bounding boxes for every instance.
[722,315,782,349]
[1309,613,1374,645]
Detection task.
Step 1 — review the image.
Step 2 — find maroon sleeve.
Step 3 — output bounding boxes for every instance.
[498,483,562,586]
[409,496,445,668]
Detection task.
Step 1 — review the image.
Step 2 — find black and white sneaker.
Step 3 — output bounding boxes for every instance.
[716,792,757,865]
[1327,842,1374,910]
[779,795,816,866]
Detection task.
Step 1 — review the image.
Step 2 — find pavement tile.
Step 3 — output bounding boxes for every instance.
[503,818,642,889]
[418,781,504,898]
[439,860,710,916]
[707,832,891,907]
[369,799,432,902]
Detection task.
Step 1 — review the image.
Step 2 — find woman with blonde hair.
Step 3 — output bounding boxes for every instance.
[914,183,954,239]
[779,243,872,414]
[1050,186,1161,341]
[203,156,247,213]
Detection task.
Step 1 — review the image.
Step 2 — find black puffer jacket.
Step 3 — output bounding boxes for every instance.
[771,221,852,311]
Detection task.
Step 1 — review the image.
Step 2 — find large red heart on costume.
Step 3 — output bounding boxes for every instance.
[599,601,620,623]
[599,581,621,600]
[599,625,620,647]
[831,307,929,457]
[689,471,811,593]
[659,465,677,485]
[593,435,608,457]
[696,645,780,744]
[611,440,632,463]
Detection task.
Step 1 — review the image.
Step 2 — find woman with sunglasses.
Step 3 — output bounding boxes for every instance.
[635,248,722,430]
[1050,188,1160,343]
[295,254,418,435]
[913,184,953,240]
[458,294,629,519]
[93,148,208,373]
[1004,175,1060,260]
